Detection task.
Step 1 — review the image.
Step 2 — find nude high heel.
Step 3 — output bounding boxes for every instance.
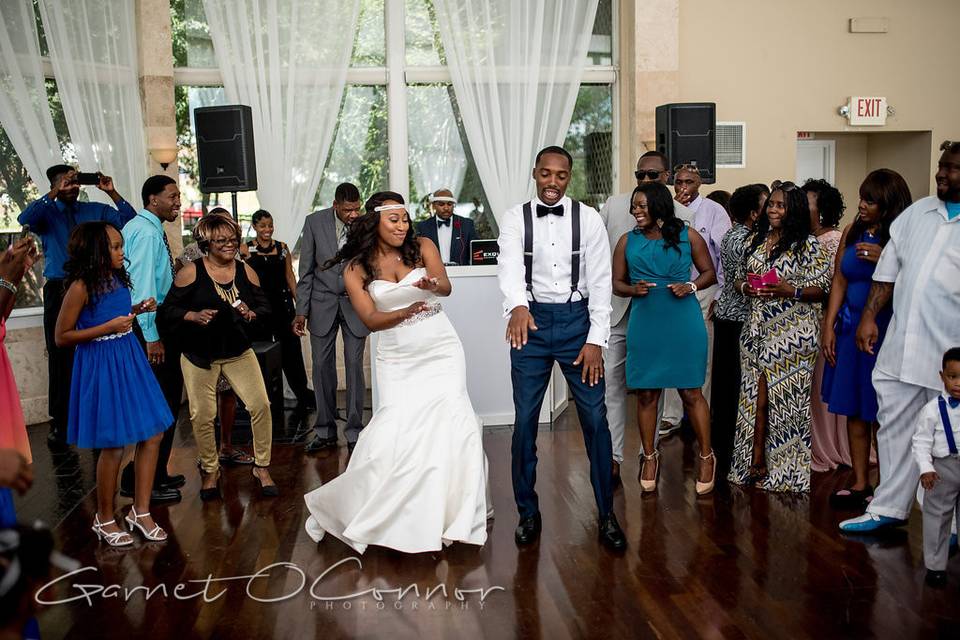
[696,451,716,496]
[639,451,660,493]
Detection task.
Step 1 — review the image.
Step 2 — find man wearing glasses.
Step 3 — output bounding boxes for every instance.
[597,151,693,483]
[120,174,186,503]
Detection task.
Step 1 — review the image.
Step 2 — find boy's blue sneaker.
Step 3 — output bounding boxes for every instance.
[839,512,908,533]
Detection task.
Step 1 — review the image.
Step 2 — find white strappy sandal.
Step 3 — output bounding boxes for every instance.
[92,514,134,547]
[125,507,168,542]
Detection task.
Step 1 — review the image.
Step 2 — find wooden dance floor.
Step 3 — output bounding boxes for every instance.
[14,402,960,639]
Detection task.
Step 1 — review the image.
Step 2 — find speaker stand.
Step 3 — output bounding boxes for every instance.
[231,191,239,222]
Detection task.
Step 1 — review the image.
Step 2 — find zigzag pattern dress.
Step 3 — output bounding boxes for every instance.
[728,235,831,492]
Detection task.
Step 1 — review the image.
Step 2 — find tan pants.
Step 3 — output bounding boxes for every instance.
[181,349,272,472]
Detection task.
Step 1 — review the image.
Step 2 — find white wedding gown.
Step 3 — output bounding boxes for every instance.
[303,268,490,554]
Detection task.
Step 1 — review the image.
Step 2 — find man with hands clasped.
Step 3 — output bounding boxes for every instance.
[497,145,625,551]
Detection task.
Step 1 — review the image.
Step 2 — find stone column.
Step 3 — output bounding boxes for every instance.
[135,0,182,255]
[618,0,680,192]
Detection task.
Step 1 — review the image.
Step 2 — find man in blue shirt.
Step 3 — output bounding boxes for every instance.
[118,175,184,503]
[18,165,137,447]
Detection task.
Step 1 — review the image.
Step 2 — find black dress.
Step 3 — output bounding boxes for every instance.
[244,241,311,404]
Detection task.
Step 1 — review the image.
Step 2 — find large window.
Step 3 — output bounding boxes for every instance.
[170,0,618,243]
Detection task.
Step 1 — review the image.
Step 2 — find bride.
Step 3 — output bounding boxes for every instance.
[303,191,490,554]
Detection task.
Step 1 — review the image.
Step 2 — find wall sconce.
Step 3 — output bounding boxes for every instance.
[150,147,178,169]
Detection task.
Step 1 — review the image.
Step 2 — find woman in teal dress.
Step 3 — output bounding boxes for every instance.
[612,182,718,495]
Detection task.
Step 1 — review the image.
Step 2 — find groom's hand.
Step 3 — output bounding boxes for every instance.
[506,306,537,349]
[573,344,603,386]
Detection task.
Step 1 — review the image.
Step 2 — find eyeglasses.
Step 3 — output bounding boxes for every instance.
[770,180,800,192]
[634,169,664,180]
[210,237,239,247]
[673,164,700,175]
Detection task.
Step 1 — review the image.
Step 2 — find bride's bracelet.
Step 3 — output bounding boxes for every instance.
[0,278,16,294]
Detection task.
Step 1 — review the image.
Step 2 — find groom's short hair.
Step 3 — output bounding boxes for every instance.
[334,182,361,203]
[535,145,573,170]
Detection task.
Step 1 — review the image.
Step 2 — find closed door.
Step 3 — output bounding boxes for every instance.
[796,139,836,184]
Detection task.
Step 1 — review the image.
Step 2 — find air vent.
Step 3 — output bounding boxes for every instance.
[716,122,746,168]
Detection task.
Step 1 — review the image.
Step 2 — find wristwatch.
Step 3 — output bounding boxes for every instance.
[686,281,698,293]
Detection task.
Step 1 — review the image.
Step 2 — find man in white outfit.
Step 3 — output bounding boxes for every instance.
[840,141,960,533]
[598,151,693,482]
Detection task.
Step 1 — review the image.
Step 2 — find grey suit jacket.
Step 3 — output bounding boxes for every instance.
[295,207,370,338]
[599,193,695,326]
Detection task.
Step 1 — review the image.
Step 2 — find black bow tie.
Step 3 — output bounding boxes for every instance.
[536,204,563,217]
[437,217,451,227]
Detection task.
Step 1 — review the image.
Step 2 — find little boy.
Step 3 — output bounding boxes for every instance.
[912,347,960,587]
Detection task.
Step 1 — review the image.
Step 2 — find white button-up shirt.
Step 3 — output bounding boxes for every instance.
[436,217,453,262]
[911,394,960,475]
[874,196,960,390]
[497,196,612,346]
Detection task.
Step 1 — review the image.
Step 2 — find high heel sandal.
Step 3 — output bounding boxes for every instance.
[92,514,133,547]
[199,469,222,502]
[746,461,768,485]
[696,451,716,495]
[639,451,660,493]
[252,467,279,497]
[125,506,168,542]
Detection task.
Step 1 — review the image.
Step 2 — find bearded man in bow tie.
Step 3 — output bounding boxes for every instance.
[415,189,477,266]
[497,145,625,552]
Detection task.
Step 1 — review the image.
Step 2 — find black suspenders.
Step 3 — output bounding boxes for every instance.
[522,199,582,303]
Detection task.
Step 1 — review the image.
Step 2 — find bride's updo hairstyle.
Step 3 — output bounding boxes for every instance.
[323,190,423,288]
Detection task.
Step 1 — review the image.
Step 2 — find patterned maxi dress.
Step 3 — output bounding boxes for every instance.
[728,235,831,492]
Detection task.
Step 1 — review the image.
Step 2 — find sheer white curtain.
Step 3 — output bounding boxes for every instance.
[0,0,62,189]
[408,86,468,200]
[433,0,599,223]
[37,0,148,205]
[202,0,361,245]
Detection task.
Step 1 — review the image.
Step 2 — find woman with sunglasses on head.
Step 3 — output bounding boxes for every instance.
[302,192,489,554]
[158,215,278,499]
[820,170,912,509]
[728,181,831,492]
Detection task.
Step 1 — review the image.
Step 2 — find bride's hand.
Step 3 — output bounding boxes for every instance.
[398,301,428,321]
[412,276,439,291]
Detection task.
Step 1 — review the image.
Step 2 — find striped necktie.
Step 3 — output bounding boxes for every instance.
[160,230,176,280]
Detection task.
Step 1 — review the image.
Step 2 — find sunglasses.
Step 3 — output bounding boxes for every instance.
[673,164,700,174]
[634,169,664,180]
[770,180,800,192]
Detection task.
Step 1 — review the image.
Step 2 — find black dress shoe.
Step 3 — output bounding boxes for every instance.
[120,485,182,503]
[925,569,947,588]
[46,429,68,450]
[159,474,186,490]
[514,513,542,546]
[599,513,627,551]
[304,435,338,453]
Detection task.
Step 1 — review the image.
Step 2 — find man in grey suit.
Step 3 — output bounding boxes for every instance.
[293,182,369,453]
[598,151,693,483]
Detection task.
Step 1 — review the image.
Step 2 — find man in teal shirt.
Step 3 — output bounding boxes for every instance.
[119,175,184,503]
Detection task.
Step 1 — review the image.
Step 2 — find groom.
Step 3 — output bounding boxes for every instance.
[497,145,625,551]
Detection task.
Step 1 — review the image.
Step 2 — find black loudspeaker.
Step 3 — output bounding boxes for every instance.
[655,102,716,184]
[194,104,257,193]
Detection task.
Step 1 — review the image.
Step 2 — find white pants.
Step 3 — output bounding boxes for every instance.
[661,285,717,425]
[867,368,939,520]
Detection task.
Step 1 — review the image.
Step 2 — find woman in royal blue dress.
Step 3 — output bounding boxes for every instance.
[612,182,718,495]
[820,169,912,509]
[55,222,174,547]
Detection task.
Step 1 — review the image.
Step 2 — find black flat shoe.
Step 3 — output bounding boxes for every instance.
[252,468,279,497]
[120,485,182,503]
[515,513,542,546]
[159,474,186,490]
[599,513,626,551]
[829,485,874,510]
[199,470,221,502]
[304,435,338,453]
[925,569,947,588]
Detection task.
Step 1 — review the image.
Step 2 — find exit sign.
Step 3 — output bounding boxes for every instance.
[848,96,888,126]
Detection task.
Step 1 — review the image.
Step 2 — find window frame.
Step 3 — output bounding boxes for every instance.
[171,0,620,203]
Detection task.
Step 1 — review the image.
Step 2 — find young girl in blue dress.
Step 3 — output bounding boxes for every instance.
[55,222,174,547]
